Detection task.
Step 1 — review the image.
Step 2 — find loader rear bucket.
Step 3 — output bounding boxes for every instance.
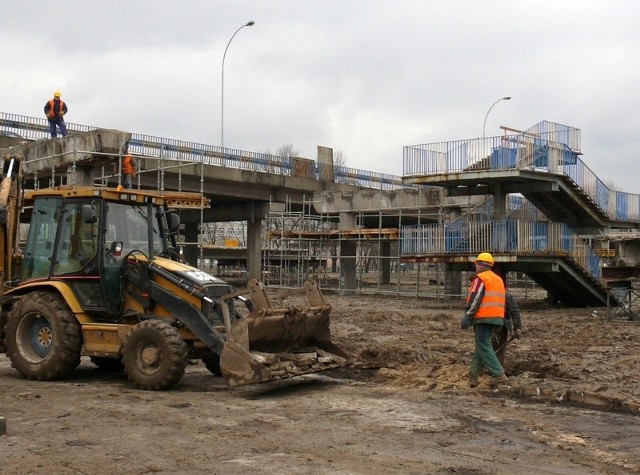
[219,279,349,386]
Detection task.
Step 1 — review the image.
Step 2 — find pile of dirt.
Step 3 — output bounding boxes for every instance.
[327,292,640,412]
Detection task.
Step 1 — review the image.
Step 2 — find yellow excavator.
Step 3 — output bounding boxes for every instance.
[0,153,348,389]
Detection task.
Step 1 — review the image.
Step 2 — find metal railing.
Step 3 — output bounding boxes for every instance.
[1,111,409,190]
[400,219,601,279]
[402,121,640,223]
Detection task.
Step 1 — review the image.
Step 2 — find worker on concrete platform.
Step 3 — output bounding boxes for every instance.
[121,153,137,188]
[44,91,68,138]
[460,252,509,388]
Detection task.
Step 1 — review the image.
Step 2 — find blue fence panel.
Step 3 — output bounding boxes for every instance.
[616,192,629,220]
[490,147,517,169]
[445,222,468,252]
[562,146,578,165]
[560,224,574,251]
[531,221,549,250]
[588,250,602,279]
[595,178,609,212]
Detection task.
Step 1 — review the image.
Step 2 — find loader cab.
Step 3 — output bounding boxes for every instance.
[20,192,177,318]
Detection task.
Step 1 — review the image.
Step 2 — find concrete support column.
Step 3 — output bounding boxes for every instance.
[443,208,463,297]
[339,212,357,292]
[444,267,462,297]
[247,219,262,280]
[493,184,508,252]
[379,241,391,285]
[493,183,507,220]
[183,222,200,266]
[68,165,99,187]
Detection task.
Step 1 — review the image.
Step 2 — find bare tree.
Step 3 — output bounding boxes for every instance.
[334,150,348,168]
[276,144,299,159]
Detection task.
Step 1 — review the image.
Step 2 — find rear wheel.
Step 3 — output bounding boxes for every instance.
[122,320,187,390]
[5,291,83,380]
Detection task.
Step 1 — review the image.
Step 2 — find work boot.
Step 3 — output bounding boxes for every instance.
[489,374,509,387]
[468,374,479,388]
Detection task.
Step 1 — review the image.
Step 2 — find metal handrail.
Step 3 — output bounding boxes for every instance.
[402,123,640,222]
[1,111,410,190]
[400,219,601,279]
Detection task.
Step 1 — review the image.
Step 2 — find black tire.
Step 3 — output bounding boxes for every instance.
[122,320,187,390]
[90,356,124,372]
[202,351,222,376]
[5,291,83,380]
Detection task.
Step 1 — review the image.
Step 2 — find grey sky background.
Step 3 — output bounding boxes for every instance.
[2,1,639,191]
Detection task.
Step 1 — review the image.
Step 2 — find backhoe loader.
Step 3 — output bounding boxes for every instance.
[0,153,348,389]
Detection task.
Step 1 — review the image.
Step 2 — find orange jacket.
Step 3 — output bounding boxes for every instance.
[122,155,136,176]
[467,269,506,319]
[46,99,66,118]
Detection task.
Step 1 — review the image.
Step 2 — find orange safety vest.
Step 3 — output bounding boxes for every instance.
[47,99,65,118]
[467,270,506,319]
[122,155,136,175]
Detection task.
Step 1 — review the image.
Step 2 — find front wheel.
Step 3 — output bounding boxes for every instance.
[122,320,188,390]
[5,291,83,380]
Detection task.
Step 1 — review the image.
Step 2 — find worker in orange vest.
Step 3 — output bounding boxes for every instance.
[460,252,509,388]
[121,153,137,188]
[43,91,68,138]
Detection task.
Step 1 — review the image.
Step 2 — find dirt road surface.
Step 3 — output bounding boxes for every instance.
[2,293,640,474]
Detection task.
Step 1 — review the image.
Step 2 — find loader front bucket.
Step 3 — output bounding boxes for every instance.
[219,279,349,386]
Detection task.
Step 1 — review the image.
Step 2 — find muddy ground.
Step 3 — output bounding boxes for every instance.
[1,291,640,474]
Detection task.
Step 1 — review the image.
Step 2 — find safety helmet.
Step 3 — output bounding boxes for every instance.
[54,91,62,97]
[474,252,494,266]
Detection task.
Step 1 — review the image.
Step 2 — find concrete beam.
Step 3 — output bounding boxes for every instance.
[178,201,278,223]
[313,187,447,213]
[445,181,560,197]
[2,129,131,177]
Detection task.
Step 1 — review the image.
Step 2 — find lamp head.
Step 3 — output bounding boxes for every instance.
[504,96,512,100]
[246,21,255,26]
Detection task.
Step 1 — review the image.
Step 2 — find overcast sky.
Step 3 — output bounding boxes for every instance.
[2,1,639,192]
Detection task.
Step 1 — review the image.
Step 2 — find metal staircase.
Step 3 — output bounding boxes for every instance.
[400,121,640,306]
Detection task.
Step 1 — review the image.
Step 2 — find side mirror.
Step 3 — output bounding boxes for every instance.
[110,241,124,257]
[168,212,180,234]
[82,204,97,224]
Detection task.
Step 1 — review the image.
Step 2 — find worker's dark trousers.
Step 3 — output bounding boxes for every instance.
[48,118,68,138]
[470,323,505,377]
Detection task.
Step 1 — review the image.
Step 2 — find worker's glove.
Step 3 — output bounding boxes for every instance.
[504,318,514,333]
[59,112,65,116]
[460,314,472,330]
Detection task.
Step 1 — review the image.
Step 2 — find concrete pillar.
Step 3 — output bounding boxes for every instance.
[247,219,262,281]
[444,268,462,297]
[183,222,200,267]
[493,183,507,220]
[68,165,99,187]
[443,207,463,297]
[339,212,357,292]
[493,184,508,252]
[379,241,391,285]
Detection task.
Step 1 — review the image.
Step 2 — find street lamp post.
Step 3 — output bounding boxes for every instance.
[221,20,255,149]
[482,96,511,140]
